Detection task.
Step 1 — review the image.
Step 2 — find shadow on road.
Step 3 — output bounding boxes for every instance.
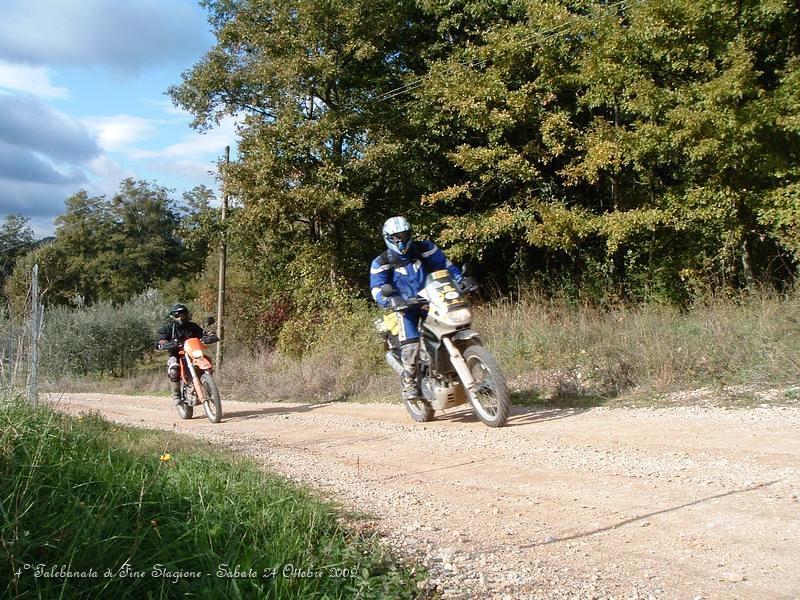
[434,405,590,427]
[222,403,332,421]
[511,389,611,409]
[506,406,590,426]
[222,398,591,427]
[519,480,781,548]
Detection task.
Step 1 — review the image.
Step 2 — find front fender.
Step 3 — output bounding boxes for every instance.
[452,329,482,344]
[193,357,212,371]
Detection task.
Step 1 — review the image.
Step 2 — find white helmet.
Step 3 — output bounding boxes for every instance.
[383,216,413,254]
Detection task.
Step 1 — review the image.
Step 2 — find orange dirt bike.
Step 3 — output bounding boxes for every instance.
[375,270,511,427]
[159,317,222,423]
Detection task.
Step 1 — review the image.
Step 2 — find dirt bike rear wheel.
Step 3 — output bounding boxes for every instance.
[463,345,511,427]
[176,402,193,420]
[201,373,222,423]
[403,397,435,422]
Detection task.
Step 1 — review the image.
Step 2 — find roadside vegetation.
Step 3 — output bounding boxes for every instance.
[40,286,800,408]
[217,287,800,406]
[0,0,797,408]
[0,400,424,599]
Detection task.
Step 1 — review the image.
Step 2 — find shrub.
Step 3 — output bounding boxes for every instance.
[41,290,166,378]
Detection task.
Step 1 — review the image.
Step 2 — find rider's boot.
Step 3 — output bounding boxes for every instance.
[167,358,181,404]
[171,380,182,405]
[400,343,419,401]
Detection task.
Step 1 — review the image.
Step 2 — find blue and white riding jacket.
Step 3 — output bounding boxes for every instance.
[369,240,463,308]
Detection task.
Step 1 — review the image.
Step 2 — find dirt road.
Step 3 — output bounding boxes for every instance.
[46,392,800,599]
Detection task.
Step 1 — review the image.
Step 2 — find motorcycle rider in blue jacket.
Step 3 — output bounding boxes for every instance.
[370,216,464,401]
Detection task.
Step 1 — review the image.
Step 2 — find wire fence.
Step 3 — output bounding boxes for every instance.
[1,263,43,403]
[0,312,34,398]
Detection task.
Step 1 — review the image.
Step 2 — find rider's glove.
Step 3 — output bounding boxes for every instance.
[458,277,478,294]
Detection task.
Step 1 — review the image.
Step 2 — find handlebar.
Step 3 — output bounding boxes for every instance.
[386,279,478,312]
[158,333,219,351]
[389,296,426,312]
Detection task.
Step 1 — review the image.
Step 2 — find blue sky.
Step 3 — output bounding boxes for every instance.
[0,0,237,236]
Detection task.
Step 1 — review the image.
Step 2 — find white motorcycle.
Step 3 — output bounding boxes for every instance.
[376,270,511,427]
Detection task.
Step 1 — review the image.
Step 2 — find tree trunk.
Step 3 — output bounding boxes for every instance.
[741,236,755,288]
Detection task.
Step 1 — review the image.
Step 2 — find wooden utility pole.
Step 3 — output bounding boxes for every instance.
[215,146,229,368]
[28,263,40,406]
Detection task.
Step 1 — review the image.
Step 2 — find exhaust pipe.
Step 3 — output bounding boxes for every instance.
[385,351,403,375]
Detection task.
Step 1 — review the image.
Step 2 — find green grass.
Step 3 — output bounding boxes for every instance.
[0,399,426,599]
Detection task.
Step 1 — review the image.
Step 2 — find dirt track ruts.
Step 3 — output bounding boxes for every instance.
[45,392,800,599]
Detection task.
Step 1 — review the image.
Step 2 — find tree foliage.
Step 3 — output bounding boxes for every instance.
[169,0,799,312]
[412,0,800,300]
[170,0,442,302]
[5,179,215,313]
[0,214,35,294]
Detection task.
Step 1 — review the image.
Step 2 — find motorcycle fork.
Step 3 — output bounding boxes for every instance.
[441,337,477,395]
[184,355,206,402]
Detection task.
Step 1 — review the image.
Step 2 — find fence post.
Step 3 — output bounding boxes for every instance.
[28,263,40,405]
[216,145,229,369]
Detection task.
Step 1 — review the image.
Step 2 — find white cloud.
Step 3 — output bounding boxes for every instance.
[83,115,160,152]
[0,0,212,74]
[0,61,69,99]
[86,155,134,193]
[132,116,239,161]
[143,98,193,119]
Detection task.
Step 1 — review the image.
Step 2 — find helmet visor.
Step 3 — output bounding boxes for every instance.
[171,309,188,321]
[388,231,411,245]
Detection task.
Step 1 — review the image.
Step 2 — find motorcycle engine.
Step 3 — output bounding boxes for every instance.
[182,382,197,406]
[420,376,466,409]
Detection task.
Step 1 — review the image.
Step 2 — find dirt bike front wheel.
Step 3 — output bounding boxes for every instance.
[463,345,511,427]
[201,373,222,423]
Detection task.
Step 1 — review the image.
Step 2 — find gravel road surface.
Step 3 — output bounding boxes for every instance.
[45,392,800,599]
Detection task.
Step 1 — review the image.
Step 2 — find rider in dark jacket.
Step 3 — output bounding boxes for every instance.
[156,303,205,404]
[369,216,463,401]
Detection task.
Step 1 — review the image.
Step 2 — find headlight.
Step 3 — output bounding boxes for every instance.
[191,350,204,358]
[441,308,472,326]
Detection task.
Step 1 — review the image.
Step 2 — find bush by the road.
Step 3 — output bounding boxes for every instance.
[41,290,165,378]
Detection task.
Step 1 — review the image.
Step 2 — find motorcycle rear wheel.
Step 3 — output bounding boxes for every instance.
[176,383,193,419]
[201,373,222,423]
[463,345,510,427]
[176,402,193,419]
[403,397,435,422]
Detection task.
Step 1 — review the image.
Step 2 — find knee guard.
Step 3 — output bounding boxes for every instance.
[167,356,179,382]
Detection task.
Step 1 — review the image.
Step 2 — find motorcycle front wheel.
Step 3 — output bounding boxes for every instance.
[463,345,511,427]
[201,373,222,423]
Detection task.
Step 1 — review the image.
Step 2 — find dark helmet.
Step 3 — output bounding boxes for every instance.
[169,303,190,322]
